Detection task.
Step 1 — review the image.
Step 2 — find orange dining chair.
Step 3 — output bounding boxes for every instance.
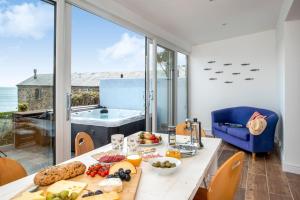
[176,122,207,137]
[75,132,95,156]
[0,157,27,186]
[194,151,245,200]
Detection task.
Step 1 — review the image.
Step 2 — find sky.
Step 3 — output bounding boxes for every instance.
[0,0,145,86]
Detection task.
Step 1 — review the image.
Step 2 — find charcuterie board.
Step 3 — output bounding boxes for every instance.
[12,166,142,200]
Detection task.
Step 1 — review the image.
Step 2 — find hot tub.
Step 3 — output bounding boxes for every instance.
[71,108,145,151]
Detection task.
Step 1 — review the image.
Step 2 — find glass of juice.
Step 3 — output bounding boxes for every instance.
[166,149,181,159]
[126,154,142,167]
[127,135,139,154]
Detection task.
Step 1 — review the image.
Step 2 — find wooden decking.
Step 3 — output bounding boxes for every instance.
[3,144,53,175]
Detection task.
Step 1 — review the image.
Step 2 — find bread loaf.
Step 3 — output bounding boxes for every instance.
[34,161,86,186]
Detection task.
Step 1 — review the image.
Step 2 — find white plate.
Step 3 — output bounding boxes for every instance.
[138,132,163,147]
[139,140,163,147]
[149,157,181,175]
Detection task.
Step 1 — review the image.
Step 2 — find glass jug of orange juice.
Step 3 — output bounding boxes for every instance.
[166,149,181,159]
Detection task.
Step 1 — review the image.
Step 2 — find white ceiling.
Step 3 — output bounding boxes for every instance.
[113,0,284,46]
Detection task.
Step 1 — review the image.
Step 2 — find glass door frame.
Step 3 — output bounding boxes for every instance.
[145,38,152,131]
[53,0,72,163]
[149,44,189,132]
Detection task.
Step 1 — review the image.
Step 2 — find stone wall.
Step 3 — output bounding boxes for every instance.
[72,86,99,94]
[18,86,53,111]
[18,86,99,111]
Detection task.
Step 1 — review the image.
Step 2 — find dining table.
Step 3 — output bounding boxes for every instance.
[0,133,222,200]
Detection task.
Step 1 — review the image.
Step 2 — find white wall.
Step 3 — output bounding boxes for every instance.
[280,20,300,174]
[189,30,279,131]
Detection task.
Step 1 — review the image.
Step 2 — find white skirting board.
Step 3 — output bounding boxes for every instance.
[283,162,300,174]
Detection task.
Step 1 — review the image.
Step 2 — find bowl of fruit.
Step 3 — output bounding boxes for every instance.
[149,157,181,175]
[139,132,162,146]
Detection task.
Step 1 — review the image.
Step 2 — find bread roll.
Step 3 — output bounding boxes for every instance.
[34,161,86,186]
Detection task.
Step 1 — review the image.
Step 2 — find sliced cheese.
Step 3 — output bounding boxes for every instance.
[109,161,137,174]
[47,180,87,195]
[98,178,123,193]
[12,191,45,200]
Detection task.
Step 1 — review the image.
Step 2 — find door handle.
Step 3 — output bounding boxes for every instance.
[66,93,72,121]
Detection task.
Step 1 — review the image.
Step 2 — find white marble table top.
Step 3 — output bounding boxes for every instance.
[0,134,221,200]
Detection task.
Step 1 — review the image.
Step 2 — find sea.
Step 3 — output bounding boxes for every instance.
[0,87,18,112]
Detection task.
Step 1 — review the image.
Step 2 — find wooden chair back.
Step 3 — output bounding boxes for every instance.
[176,122,207,137]
[75,132,95,156]
[207,151,245,200]
[0,157,27,186]
[176,122,190,135]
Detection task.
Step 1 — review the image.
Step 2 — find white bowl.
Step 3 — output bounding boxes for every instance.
[149,157,181,175]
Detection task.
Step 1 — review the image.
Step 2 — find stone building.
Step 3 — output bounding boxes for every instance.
[17,70,144,111]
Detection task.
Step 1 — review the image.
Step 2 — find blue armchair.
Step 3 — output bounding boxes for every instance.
[211,106,278,157]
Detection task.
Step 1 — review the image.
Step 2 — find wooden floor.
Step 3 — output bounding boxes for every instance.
[217,142,300,200]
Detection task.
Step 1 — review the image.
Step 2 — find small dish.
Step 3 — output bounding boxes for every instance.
[149,157,181,175]
[171,144,198,157]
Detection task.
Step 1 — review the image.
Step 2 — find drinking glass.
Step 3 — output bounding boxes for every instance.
[127,135,140,154]
[111,134,124,152]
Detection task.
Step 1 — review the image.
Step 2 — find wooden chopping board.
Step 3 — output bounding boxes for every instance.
[13,168,142,200]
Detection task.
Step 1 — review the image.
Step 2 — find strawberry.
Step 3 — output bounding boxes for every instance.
[153,138,159,143]
[150,134,156,140]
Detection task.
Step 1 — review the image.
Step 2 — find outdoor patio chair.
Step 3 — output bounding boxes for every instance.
[75,132,95,156]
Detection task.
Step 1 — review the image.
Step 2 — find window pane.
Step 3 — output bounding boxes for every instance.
[70,6,145,154]
[176,52,188,123]
[157,46,174,132]
[0,0,55,175]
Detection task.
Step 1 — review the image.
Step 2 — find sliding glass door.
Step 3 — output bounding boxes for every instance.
[148,46,189,132]
[0,0,189,168]
[0,0,56,174]
[69,5,146,155]
[176,52,188,124]
[156,46,175,132]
